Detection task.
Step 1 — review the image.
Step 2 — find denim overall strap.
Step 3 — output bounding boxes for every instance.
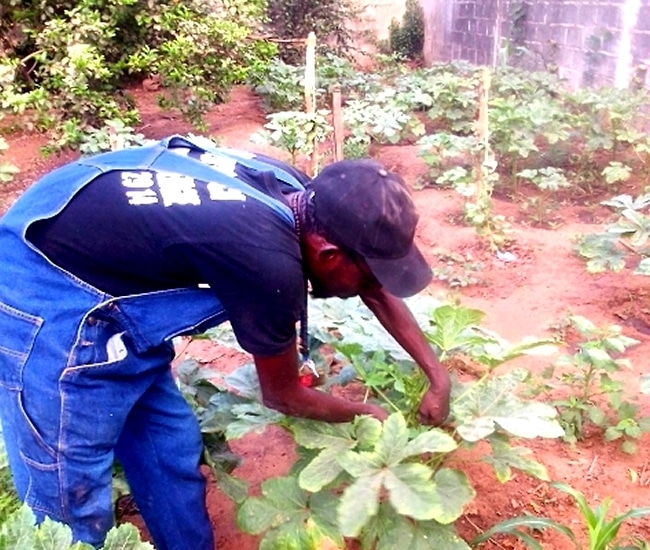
[161,135,306,191]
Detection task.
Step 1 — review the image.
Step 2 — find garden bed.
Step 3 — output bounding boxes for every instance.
[3,85,650,549]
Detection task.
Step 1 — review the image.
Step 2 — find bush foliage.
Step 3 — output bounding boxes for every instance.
[265,0,358,64]
[0,0,276,140]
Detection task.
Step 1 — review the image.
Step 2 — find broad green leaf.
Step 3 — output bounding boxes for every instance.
[0,505,37,549]
[215,471,249,504]
[453,370,564,442]
[204,322,245,352]
[291,420,355,450]
[101,523,154,549]
[493,403,566,439]
[587,406,608,426]
[225,364,263,400]
[456,417,496,441]
[621,440,638,454]
[583,346,618,369]
[375,515,471,550]
[570,315,598,336]
[428,468,475,524]
[237,476,306,534]
[484,439,549,482]
[338,474,384,537]
[358,503,397,550]
[257,520,319,550]
[308,492,345,547]
[263,476,307,510]
[468,337,557,369]
[298,447,346,492]
[354,416,382,449]
[586,253,626,273]
[70,542,94,549]
[427,304,486,353]
[401,428,457,458]
[383,463,438,520]
[338,450,382,477]
[376,413,409,465]
[237,497,293,535]
[33,517,73,550]
[225,403,285,439]
[361,503,471,550]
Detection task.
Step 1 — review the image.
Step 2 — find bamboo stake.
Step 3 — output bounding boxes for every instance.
[304,32,317,176]
[331,83,344,161]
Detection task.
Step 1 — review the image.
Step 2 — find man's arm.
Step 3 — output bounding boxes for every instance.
[254,342,387,422]
[360,286,451,426]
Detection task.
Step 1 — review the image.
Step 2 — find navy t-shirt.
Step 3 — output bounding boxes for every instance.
[27,148,310,356]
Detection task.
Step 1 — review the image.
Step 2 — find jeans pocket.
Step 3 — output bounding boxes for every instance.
[21,450,64,521]
[0,301,43,390]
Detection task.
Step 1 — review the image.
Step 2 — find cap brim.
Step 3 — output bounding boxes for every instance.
[365,244,432,298]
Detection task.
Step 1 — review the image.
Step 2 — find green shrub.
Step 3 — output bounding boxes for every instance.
[266,0,358,64]
[388,0,424,61]
[0,0,276,142]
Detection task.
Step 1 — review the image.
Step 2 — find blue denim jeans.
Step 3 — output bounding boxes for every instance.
[0,309,213,550]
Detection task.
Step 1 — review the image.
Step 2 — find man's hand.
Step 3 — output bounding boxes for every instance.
[418,385,450,426]
[254,345,391,423]
[364,402,389,422]
[360,287,452,427]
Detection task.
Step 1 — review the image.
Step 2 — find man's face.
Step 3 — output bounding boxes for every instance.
[307,249,380,299]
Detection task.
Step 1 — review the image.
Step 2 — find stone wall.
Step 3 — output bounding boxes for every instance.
[421,0,650,90]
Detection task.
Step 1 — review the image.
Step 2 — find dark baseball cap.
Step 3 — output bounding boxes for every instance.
[311,159,432,298]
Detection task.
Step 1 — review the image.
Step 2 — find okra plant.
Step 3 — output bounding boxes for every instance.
[576,193,650,275]
[528,315,649,453]
[184,297,563,549]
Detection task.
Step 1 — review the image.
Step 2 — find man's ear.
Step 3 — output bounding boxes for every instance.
[316,241,342,263]
[302,233,344,264]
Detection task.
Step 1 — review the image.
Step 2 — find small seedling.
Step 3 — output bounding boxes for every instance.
[471,482,650,550]
[529,315,650,452]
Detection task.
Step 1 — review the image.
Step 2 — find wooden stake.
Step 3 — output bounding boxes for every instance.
[479,67,491,163]
[331,84,344,161]
[476,67,491,197]
[304,32,317,176]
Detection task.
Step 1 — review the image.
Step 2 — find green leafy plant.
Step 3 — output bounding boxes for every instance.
[343,92,425,149]
[182,297,563,548]
[388,0,425,61]
[530,315,649,452]
[79,120,147,155]
[250,59,306,112]
[236,474,341,549]
[265,0,358,64]
[576,193,650,275]
[602,161,632,185]
[252,109,332,165]
[0,505,153,549]
[1,0,275,142]
[471,482,650,550]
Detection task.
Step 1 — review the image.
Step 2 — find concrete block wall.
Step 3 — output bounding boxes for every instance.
[422,0,650,90]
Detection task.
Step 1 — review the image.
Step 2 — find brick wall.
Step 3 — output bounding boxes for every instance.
[422,0,650,90]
